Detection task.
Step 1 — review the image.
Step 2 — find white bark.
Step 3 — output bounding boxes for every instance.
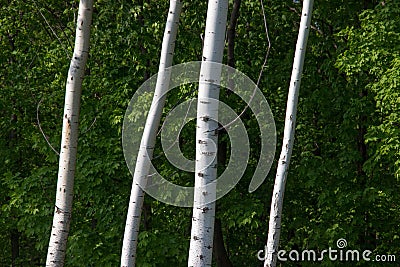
[264,1,314,267]
[188,0,228,266]
[46,0,93,266]
[120,1,182,266]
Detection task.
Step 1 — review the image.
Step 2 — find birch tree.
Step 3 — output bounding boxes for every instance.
[120,1,182,266]
[264,1,314,266]
[188,0,228,266]
[46,0,93,266]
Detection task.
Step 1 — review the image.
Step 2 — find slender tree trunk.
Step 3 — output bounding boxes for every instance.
[226,0,241,69]
[120,1,182,266]
[264,1,314,266]
[188,0,228,266]
[213,132,232,267]
[213,218,233,267]
[46,1,93,266]
[226,0,241,95]
[11,229,20,267]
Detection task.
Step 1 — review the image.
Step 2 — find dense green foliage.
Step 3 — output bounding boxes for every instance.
[1,0,398,266]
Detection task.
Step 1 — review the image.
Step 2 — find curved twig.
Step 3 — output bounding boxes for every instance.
[80,116,97,135]
[36,97,60,156]
[214,0,271,133]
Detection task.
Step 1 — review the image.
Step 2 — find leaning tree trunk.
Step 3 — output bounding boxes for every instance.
[120,1,182,266]
[264,1,314,267]
[188,0,228,266]
[46,0,93,266]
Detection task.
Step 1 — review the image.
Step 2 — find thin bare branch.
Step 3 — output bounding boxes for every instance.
[36,97,60,156]
[215,0,271,133]
[81,116,97,135]
[32,0,70,58]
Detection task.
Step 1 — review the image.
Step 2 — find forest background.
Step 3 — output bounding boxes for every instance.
[1,0,399,266]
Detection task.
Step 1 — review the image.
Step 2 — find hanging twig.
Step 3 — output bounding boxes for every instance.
[37,95,97,155]
[36,97,60,156]
[80,116,97,135]
[215,0,271,132]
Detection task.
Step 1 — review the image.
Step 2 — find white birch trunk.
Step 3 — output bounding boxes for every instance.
[46,0,93,266]
[264,1,314,266]
[188,0,228,266]
[120,1,182,266]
